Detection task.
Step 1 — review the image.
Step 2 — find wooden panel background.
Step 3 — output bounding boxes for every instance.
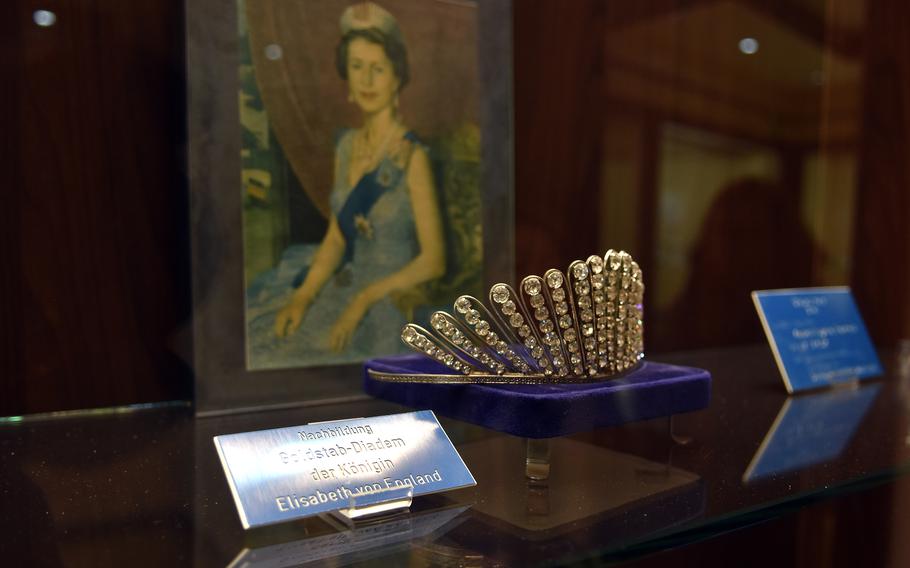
[3,0,910,415]
[513,0,606,276]
[4,1,191,416]
[850,0,910,346]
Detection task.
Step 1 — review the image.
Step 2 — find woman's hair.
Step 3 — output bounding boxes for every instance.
[335,28,410,91]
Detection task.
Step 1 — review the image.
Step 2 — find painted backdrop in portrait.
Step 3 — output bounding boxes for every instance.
[239,0,483,371]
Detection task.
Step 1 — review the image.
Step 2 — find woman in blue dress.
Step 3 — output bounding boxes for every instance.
[249,3,445,369]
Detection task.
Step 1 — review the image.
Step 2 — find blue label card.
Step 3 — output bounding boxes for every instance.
[752,287,883,393]
[214,410,476,529]
[743,383,880,482]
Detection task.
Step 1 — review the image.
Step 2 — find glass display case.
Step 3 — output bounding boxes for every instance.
[6,0,910,565]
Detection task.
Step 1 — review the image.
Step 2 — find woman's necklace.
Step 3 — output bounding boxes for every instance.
[352,122,400,169]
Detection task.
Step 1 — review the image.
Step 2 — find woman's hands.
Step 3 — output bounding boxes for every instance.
[274,297,312,338]
[275,217,346,339]
[274,288,374,353]
[327,292,371,352]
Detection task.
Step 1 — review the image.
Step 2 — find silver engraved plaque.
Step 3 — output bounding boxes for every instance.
[214,410,476,529]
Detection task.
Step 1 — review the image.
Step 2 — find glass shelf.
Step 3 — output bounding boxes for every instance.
[2,345,909,566]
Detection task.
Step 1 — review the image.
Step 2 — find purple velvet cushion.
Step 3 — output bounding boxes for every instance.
[363,353,711,438]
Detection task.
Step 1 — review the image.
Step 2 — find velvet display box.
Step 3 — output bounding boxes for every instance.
[363,354,712,438]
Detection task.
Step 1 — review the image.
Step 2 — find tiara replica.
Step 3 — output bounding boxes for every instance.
[380,250,644,384]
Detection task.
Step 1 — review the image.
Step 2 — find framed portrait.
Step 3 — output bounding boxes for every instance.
[188,0,514,415]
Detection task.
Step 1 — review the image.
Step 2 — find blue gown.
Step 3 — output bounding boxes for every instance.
[246,129,419,370]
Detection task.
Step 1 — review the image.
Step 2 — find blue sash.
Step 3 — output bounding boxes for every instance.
[292,132,416,289]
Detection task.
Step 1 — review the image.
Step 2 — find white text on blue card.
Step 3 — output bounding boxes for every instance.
[752,287,882,393]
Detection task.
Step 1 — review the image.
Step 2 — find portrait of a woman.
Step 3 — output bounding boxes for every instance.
[243,1,480,370]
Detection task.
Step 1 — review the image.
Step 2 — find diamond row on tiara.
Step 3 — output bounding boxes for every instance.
[489,283,545,372]
[400,324,473,373]
[604,249,645,373]
[588,254,609,371]
[433,306,505,375]
[545,269,583,377]
[450,297,531,374]
[569,260,598,376]
[400,250,644,378]
[523,276,569,377]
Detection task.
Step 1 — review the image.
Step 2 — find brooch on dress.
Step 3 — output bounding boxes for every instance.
[353,213,374,240]
[379,250,644,384]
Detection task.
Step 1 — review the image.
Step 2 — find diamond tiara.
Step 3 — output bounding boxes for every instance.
[387,249,644,384]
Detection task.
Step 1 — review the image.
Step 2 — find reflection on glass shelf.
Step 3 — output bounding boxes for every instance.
[458,437,701,531]
[744,382,881,482]
[441,436,704,564]
[227,505,469,568]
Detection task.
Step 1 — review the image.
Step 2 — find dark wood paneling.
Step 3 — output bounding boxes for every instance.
[513,0,606,276]
[2,3,26,414]
[851,0,910,346]
[4,1,191,415]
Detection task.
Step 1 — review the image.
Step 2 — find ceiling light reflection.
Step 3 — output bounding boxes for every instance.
[33,10,56,27]
[738,37,759,55]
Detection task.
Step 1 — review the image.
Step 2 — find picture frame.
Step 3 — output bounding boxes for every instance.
[187,0,514,415]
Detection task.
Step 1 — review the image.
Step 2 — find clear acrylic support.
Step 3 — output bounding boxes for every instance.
[328,485,413,527]
[525,438,552,480]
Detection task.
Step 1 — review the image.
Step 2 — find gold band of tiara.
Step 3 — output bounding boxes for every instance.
[394,249,644,383]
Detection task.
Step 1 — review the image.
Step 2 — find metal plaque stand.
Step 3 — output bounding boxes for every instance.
[327,485,414,528]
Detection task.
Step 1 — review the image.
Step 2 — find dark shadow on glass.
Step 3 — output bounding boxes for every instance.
[652,178,819,352]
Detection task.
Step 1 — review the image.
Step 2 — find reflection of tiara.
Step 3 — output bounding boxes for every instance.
[377,250,644,384]
[340,2,403,44]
